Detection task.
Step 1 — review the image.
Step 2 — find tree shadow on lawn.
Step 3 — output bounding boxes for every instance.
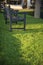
[0,32,23,65]
[26,15,43,24]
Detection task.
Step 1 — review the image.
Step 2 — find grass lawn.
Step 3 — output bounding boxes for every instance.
[0,12,43,65]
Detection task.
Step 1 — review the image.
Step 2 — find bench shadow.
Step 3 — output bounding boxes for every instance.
[11,28,43,35]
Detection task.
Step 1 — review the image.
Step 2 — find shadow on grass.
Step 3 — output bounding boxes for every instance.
[26,16,43,24]
[10,26,43,34]
[0,32,22,65]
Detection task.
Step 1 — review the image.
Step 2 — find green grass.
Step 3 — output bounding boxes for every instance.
[0,12,43,65]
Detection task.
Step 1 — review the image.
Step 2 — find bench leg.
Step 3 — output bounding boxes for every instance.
[24,14,26,30]
[10,19,12,31]
[5,18,7,24]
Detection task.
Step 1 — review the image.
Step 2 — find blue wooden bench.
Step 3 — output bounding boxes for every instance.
[4,3,26,31]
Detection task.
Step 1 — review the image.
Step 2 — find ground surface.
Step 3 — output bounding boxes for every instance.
[0,12,43,65]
